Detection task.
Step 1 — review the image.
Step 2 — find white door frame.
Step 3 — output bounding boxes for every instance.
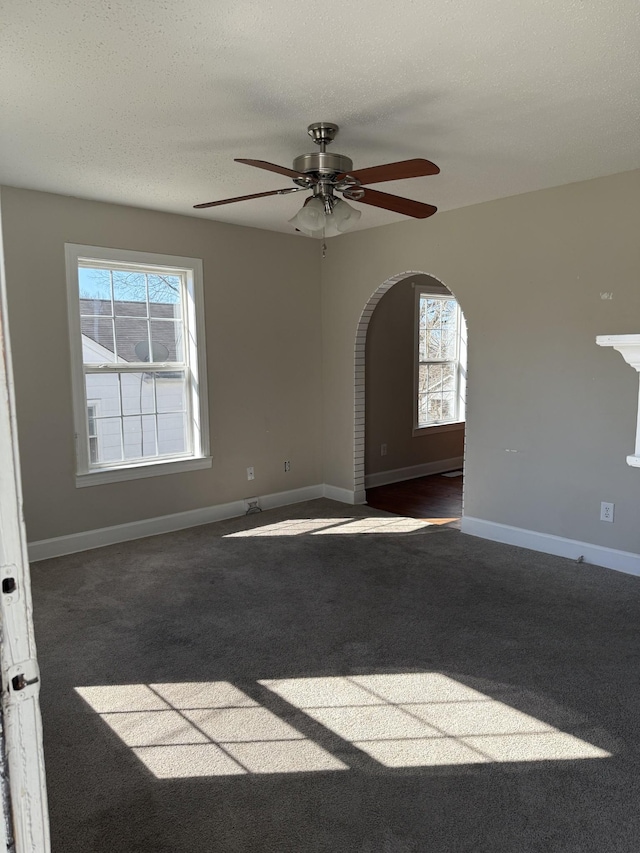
[0,192,51,851]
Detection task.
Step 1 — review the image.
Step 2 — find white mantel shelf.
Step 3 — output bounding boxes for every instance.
[596,334,640,467]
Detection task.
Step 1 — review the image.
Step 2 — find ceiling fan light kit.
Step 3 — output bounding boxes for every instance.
[288,196,362,238]
[195,122,439,238]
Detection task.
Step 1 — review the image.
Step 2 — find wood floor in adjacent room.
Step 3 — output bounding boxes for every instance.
[366,471,463,528]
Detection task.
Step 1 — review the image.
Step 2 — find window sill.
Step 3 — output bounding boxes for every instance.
[76,456,212,488]
[412,421,465,438]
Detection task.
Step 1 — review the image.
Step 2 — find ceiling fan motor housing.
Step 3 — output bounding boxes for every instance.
[293,151,353,178]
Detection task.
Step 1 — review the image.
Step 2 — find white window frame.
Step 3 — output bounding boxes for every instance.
[65,244,211,487]
[413,286,467,435]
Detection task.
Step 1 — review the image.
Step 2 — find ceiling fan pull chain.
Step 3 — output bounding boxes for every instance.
[322,241,327,259]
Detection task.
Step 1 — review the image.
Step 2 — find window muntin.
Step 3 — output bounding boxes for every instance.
[416,293,465,428]
[66,246,209,483]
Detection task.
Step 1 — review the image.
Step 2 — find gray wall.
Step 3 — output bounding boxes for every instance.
[365,275,464,477]
[322,169,640,555]
[1,187,322,541]
[3,170,640,558]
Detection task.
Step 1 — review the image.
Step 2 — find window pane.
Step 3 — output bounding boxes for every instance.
[79,268,112,314]
[427,328,442,359]
[425,298,440,328]
[80,297,112,316]
[85,372,190,467]
[114,317,150,362]
[82,317,116,363]
[418,362,457,425]
[151,320,184,363]
[441,299,457,326]
[123,415,158,460]
[428,395,442,421]
[158,413,188,455]
[442,363,456,391]
[120,373,156,415]
[428,364,443,391]
[113,270,147,316]
[418,364,429,394]
[419,327,427,362]
[156,372,187,413]
[442,392,456,420]
[94,417,123,463]
[87,407,97,436]
[85,374,121,417]
[441,329,457,360]
[149,276,183,319]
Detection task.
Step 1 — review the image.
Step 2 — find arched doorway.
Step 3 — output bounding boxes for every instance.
[353,271,467,516]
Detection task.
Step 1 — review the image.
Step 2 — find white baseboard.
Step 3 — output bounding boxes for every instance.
[461,516,640,577]
[322,484,357,504]
[28,484,325,562]
[365,457,464,489]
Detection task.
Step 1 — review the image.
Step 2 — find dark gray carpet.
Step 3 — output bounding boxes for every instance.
[31,499,640,852]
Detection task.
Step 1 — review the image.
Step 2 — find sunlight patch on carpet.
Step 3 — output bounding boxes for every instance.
[224,517,432,537]
[76,681,347,778]
[260,673,611,768]
[76,673,610,779]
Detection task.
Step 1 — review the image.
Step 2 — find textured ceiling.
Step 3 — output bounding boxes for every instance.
[1,0,639,235]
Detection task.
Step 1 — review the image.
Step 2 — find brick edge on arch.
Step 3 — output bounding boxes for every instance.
[353,270,433,503]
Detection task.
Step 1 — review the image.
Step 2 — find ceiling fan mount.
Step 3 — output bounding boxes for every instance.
[306,121,340,147]
[194,121,440,235]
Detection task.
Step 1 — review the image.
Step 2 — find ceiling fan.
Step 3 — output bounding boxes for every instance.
[194,122,439,237]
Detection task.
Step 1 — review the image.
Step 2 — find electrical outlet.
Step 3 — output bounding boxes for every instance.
[284,460,291,472]
[381,443,387,456]
[600,501,614,522]
[247,466,255,481]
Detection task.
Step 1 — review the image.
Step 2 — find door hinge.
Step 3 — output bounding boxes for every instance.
[1,564,20,605]
[11,673,39,692]
[5,661,40,702]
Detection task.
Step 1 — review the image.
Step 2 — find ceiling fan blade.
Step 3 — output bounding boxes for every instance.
[336,158,439,185]
[350,187,437,218]
[194,188,302,209]
[235,158,311,180]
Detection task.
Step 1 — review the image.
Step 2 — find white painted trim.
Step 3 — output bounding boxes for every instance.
[0,189,51,849]
[259,485,323,510]
[322,484,358,504]
[596,334,640,468]
[365,457,464,489]
[461,516,640,577]
[412,421,465,438]
[76,455,212,487]
[64,243,210,482]
[28,484,325,561]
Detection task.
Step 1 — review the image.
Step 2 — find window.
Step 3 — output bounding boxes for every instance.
[415,289,466,430]
[66,245,210,486]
